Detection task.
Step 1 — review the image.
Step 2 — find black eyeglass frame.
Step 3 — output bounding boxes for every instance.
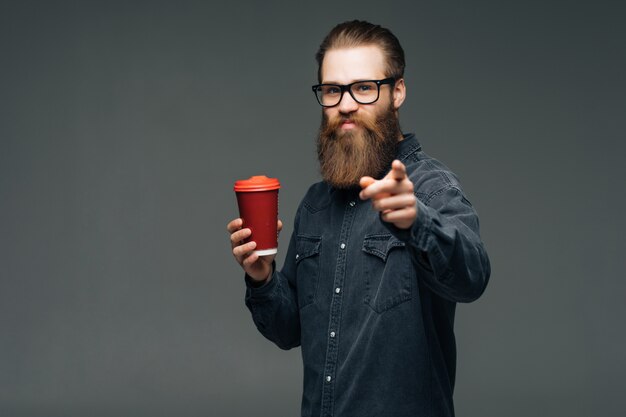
[311,77,396,107]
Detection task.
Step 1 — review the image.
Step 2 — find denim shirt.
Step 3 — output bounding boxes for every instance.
[245,133,491,417]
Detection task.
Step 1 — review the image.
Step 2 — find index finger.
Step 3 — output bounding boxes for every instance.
[227,218,243,233]
[389,160,407,181]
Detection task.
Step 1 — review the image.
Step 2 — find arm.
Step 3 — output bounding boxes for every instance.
[227,213,302,350]
[244,229,301,349]
[387,185,490,302]
[360,160,491,303]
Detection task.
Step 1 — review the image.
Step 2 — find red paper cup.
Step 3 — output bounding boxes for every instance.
[234,175,280,256]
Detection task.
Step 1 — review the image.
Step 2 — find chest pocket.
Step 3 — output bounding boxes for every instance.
[295,235,322,309]
[362,234,413,314]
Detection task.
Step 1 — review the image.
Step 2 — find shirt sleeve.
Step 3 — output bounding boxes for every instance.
[244,210,302,350]
[385,185,491,303]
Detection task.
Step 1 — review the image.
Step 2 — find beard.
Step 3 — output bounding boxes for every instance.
[317,103,402,189]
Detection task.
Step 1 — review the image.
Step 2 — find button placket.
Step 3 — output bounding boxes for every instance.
[320,195,357,416]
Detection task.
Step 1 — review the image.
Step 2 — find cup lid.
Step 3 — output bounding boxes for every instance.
[234,175,280,192]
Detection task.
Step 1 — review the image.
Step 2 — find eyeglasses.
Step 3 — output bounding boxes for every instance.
[311,78,396,107]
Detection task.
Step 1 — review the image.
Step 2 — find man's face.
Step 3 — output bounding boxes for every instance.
[317,45,406,189]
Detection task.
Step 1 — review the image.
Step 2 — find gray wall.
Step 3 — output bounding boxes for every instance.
[1,1,624,416]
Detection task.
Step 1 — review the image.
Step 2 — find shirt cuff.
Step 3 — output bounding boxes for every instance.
[244,262,279,301]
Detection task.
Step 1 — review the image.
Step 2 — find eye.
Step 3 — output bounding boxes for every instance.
[323,86,341,95]
[356,83,373,92]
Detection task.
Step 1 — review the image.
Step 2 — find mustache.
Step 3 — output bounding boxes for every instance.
[321,112,380,136]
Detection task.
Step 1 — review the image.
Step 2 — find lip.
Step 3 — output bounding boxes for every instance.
[341,120,356,129]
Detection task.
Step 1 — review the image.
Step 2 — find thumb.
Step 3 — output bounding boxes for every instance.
[359,176,376,189]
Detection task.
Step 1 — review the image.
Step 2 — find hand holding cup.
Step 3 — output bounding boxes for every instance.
[228,218,283,283]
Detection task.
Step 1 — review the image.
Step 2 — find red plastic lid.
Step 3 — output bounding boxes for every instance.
[234,175,280,192]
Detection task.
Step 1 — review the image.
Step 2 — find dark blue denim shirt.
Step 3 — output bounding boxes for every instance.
[245,133,491,417]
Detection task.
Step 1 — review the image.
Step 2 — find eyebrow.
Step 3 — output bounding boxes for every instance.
[320,79,375,85]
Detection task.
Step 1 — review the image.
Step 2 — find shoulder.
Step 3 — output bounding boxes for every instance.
[403,148,465,205]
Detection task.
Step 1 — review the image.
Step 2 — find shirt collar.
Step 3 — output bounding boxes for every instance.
[396,133,421,161]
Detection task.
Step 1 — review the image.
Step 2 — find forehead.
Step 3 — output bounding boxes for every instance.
[321,45,387,84]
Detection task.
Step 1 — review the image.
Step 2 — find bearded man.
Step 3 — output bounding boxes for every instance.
[227,20,491,417]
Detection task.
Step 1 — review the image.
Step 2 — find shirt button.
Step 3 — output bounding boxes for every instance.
[335,287,341,294]
[330,331,336,338]
[326,376,332,382]
[349,201,356,207]
[295,254,299,260]
[340,243,346,249]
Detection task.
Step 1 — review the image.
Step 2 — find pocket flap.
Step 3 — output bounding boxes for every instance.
[362,234,405,261]
[295,235,321,262]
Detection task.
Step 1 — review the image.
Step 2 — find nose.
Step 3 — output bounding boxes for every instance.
[337,90,359,114]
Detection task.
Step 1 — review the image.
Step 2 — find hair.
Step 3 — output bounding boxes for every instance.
[315,20,405,83]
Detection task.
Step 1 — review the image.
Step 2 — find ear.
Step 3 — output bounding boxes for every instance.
[392,78,406,109]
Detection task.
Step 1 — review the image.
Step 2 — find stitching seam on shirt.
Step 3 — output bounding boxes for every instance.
[423,185,462,205]
[398,143,421,162]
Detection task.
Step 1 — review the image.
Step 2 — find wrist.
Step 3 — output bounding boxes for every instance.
[246,261,275,287]
[248,273,271,288]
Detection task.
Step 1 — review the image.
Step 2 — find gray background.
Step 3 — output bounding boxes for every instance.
[1,0,625,416]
